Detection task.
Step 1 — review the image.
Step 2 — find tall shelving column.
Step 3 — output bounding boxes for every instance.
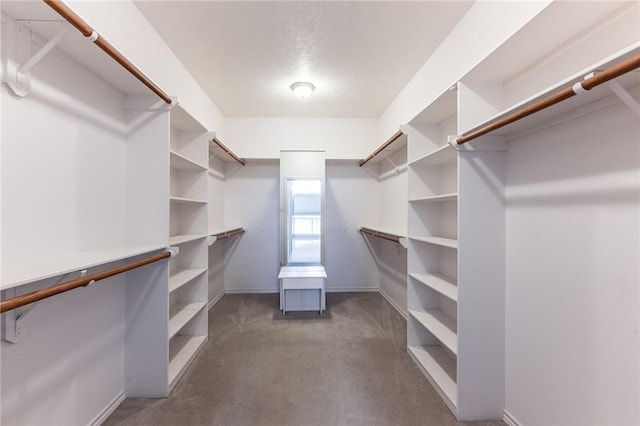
[405,109,459,413]
[405,89,506,420]
[168,107,210,392]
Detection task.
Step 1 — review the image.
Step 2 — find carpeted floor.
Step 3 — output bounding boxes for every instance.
[105,292,504,426]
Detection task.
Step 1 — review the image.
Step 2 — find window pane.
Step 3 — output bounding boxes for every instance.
[286,179,322,265]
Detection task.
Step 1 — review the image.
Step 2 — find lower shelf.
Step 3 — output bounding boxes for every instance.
[169,334,207,391]
[408,309,458,355]
[408,345,457,411]
[169,302,207,339]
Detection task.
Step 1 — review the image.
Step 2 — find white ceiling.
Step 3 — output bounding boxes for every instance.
[133,1,473,118]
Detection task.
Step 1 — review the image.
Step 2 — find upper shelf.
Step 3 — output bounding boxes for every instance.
[170,151,207,171]
[409,145,456,167]
[359,131,407,167]
[410,89,457,126]
[458,44,640,142]
[208,227,245,246]
[1,245,167,291]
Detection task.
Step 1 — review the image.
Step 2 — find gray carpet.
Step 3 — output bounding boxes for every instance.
[105,293,504,426]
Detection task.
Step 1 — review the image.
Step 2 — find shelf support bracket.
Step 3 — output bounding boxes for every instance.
[605,80,640,118]
[3,21,71,98]
[386,158,400,176]
[1,288,38,343]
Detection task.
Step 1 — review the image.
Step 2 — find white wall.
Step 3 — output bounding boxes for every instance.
[223,160,379,293]
[375,147,408,315]
[224,161,281,292]
[1,275,126,426]
[325,160,379,292]
[224,118,379,160]
[207,157,226,305]
[378,1,551,138]
[504,99,639,426]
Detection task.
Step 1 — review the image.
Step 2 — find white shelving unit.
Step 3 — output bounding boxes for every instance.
[167,106,210,392]
[405,87,506,420]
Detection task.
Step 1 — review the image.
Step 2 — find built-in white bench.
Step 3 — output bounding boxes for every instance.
[278,266,327,315]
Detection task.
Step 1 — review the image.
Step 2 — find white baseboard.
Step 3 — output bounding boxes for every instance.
[224,288,279,294]
[503,410,523,426]
[378,288,407,319]
[89,390,126,426]
[325,287,378,293]
[208,290,226,310]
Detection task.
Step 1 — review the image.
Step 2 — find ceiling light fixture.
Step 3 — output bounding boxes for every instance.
[290,81,315,99]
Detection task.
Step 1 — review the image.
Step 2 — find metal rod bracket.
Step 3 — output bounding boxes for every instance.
[3,21,71,97]
[606,80,640,118]
[2,289,35,343]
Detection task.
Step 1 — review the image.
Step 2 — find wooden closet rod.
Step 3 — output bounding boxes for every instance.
[457,53,640,145]
[214,228,245,241]
[43,0,173,105]
[212,138,246,166]
[359,227,401,244]
[0,251,171,314]
[359,130,404,167]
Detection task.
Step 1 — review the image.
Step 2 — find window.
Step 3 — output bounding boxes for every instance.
[286,179,322,265]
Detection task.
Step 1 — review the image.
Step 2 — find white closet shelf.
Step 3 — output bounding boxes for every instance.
[360,225,406,239]
[458,44,640,139]
[168,301,206,339]
[169,268,207,293]
[208,226,244,236]
[169,235,206,246]
[1,245,167,291]
[409,272,458,302]
[408,345,457,410]
[169,196,207,205]
[409,193,457,203]
[169,334,207,389]
[409,236,458,249]
[409,309,458,355]
[170,151,207,171]
[409,145,456,167]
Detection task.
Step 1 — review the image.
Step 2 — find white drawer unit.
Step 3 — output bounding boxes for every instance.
[278,266,327,314]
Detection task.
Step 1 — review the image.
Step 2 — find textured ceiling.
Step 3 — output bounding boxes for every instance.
[134,1,473,118]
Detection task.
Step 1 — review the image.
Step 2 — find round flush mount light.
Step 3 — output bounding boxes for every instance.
[290,81,316,99]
